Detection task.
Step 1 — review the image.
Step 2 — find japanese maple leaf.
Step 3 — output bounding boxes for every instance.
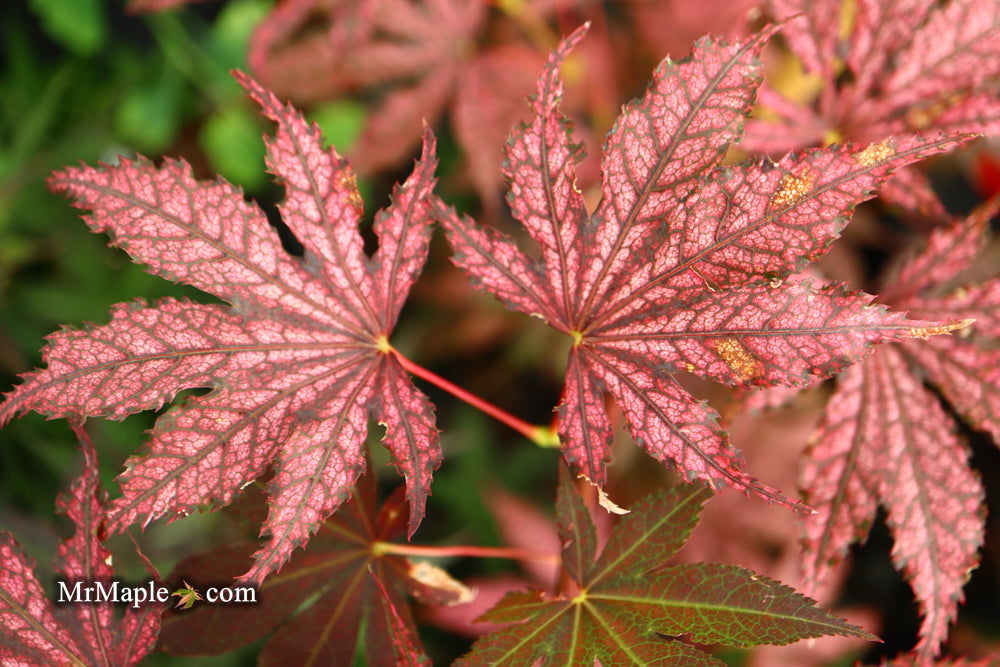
[0,424,161,666]
[248,0,543,208]
[800,196,1000,662]
[744,0,1000,217]
[441,24,971,509]
[458,464,876,665]
[157,473,464,665]
[0,72,442,585]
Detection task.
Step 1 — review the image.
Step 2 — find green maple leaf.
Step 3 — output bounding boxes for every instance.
[171,581,203,610]
[459,466,877,665]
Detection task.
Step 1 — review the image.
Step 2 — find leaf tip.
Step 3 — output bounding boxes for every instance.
[908,318,975,339]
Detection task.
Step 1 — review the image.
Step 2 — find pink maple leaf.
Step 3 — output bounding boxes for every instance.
[248,0,543,210]
[441,24,972,511]
[801,196,1000,661]
[0,424,161,666]
[0,72,442,585]
[744,0,1000,218]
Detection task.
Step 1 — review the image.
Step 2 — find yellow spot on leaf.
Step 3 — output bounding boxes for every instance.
[773,172,816,208]
[712,338,763,382]
[375,335,392,353]
[852,140,895,168]
[339,171,363,210]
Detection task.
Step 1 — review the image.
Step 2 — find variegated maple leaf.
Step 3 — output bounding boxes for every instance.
[801,196,1000,661]
[0,424,161,666]
[0,72,442,585]
[745,0,1000,217]
[249,0,542,209]
[441,25,971,509]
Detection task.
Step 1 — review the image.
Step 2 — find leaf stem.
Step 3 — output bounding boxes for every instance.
[389,346,559,448]
[68,419,98,471]
[373,541,559,566]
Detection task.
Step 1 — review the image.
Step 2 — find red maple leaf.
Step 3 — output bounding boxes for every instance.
[0,424,161,666]
[458,464,876,665]
[744,0,1000,217]
[157,472,465,665]
[440,24,971,510]
[0,72,441,585]
[800,196,1000,661]
[248,0,544,209]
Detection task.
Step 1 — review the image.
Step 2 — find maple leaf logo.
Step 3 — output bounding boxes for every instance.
[0,424,161,666]
[459,465,875,664]
[171,581,202,610]
[801,196,1000,661]
[441,25,972,509]
[0,72,442,585]
[744,0,1000,217]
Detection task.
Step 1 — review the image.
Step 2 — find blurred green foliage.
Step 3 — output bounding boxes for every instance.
[29,0,106,55]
